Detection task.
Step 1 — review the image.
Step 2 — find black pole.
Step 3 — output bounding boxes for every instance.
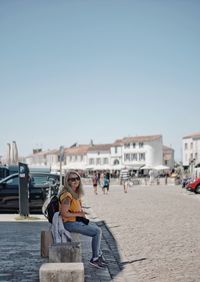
[18,162,30,216]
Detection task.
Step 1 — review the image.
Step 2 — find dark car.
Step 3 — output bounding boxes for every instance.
[186,177,200,194]
[0,165,19,180]
[0,172,62,212]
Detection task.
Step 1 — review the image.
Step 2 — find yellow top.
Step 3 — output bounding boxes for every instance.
[59,191,82,222]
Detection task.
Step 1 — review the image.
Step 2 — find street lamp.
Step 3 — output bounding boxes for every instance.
[59,146,65,191]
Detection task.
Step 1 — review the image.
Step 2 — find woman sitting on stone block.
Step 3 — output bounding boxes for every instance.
[59,170,107,268]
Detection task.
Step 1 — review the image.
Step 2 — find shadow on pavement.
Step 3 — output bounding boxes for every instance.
[82,218,144,281]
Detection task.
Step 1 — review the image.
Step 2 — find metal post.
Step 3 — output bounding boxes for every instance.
[60,157,62,188]
[18,162,30,216]
[59,146,64,191]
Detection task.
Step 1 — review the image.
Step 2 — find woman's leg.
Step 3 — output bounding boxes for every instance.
[93,185,97,194]
[64,221,102,258]
[107,185,109,193]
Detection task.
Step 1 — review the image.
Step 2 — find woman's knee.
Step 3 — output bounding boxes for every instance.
[94,225,102,236]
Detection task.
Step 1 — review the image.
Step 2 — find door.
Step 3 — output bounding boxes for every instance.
[0,175,19,210]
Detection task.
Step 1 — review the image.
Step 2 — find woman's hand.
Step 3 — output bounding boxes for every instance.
[79,211,87,217]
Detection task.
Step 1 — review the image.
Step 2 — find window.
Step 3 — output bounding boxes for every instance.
[6,176,19,185]
[139,153,145,161]
[184,143,188,150]
[124,143,130,149]
[139,142,144,148]
[113,159,119,165]
[96,158,101,165]
[103,158,108,164]
[32,175,48,185]
[80,155,83,161]
[115,147,118,154]
[89,158,94,165]
[131,153,137,161]
[124,154,130,161]
[132,143,136,148]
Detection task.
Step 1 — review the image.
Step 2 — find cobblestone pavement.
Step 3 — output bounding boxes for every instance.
[1,184,200,282]
[83,184,200,282]
[0,221,48,282]
[0,216,120,281]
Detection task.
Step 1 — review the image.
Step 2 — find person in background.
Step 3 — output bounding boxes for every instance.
[102,174,110,194]
[100,171,104,188]
[149,169,155,185]
[59,170,107,268]
[120,166,129,193]
[92,171,98,195]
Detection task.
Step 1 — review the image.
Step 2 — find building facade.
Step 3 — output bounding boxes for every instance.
[182,132,200,168]
[163,145,175,168]
[25,134,174,172]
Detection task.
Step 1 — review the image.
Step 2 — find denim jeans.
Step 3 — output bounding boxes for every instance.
[63,221,102,259]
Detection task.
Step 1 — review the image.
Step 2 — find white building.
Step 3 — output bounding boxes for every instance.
[24,134,174,171]
[111,135,163,170]
[87,144,111,171]
[163,145,174,169]
[64,145,91,170]
[182,132,200,170]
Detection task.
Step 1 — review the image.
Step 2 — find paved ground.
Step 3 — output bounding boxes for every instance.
[0,184,200,281]
[0,204,122,281]
[83,184,200,282]
[0,221,48,282]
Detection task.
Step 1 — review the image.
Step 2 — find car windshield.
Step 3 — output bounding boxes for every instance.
[6,176,19,185]
[31,175,48,185]
[0,173,18,183]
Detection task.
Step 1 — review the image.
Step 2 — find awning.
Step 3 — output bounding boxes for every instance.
[139,165,153,170]
[126,164,144,170]
[153,165,170,170]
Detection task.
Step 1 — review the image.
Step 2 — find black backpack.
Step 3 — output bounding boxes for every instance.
[42,195,60,223]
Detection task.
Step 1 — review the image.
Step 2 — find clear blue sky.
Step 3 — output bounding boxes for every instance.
[0,0,200,161]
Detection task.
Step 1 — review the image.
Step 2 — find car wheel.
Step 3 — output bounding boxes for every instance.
[194,184,200,194]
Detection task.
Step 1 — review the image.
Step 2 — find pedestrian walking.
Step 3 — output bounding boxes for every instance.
[59,170,107,268]
[92,171,98,195]
[120,166,129,193]
[149,169,155,185]
[102,174,110,194]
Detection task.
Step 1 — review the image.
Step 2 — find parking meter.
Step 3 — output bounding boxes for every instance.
[18,162,30,216]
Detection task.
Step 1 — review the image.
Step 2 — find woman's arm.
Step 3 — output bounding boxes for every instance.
[60,197,85,218]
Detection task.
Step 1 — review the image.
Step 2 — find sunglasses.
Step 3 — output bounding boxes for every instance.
[68,177,80,182]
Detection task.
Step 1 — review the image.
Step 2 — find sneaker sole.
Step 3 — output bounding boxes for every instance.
[89,261,103,269]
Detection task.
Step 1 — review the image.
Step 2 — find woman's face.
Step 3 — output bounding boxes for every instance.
[68,173,80,191]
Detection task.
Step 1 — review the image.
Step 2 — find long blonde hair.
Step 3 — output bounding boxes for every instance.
[60,170,84,199]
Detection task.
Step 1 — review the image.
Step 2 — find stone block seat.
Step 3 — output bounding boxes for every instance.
[40,231,84,282]
[39,262,84,282]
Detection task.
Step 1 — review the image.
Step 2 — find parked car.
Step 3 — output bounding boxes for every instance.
[0,172,62,212]
[186,178,200,194]
[0,165,19,180]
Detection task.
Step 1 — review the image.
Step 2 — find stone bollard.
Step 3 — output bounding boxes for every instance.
[49,242,81,263]
[41,230,53,258]
[39,262,84,282]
